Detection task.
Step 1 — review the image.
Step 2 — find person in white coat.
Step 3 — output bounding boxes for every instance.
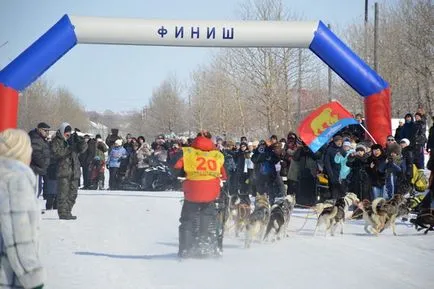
[0,129,45,289]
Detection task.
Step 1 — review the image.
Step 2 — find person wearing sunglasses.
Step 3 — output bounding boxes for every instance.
[28,122,51,198]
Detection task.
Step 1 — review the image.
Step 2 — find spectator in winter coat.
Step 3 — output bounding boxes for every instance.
[51,123,88,220]
[399,114,416,147]
[366,144,386,199]
[174,131,227,258]
[91,134,108,190]
[379,142,406,199]
[251,140,280,203]
[427,118,434,186]
[105,128,122,149]
[126,141,139,181]
[399,138,414,188]
[235,142,251,203]
[413,112,427,169]
[78,134,91,189]
[28,122,51,197]
[334,141,355,194]
[43,140,58,210]
[107,139,127,190]
[219,140,238,198]
[394,120,404,142]
[284,132,299,195]
[385,135,397,155]
[324,135,344,199]
[347,144,371,200]
[348,113,366,142]
[0,129,45,289]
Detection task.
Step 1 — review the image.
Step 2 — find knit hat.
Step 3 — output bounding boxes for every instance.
[400,138,410,146]
[114,139,123,146]
[356,144,366,152]
[343,141,352,147]
[0,129,33,165]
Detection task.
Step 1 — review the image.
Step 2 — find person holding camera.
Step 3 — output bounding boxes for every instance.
[51,123,88,220]
[251,140,280,203]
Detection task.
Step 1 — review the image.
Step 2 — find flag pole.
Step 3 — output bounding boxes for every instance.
[360,123,377,144]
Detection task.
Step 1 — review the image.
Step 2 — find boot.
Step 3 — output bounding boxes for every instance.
[45,196,54,210]
[53,196,58,210]
[59,215,77,220]
[178,227,195,258]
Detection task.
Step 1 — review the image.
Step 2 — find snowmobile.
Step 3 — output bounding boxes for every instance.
[141,157,181,191]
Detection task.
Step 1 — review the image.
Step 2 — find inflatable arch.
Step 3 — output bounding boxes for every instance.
[0,15,391,143]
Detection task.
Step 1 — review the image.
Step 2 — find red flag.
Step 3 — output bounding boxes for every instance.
[297,101,357,152]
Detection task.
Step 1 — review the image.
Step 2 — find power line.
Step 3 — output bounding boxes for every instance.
[0,41,8,49]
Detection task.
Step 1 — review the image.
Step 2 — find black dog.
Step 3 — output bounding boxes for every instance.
[263,195,294,241]
[410,209,434,235]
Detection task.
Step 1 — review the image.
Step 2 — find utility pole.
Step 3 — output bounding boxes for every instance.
[327,23,332,102]
[297,49,302,123]
[374,2,379,71]
[364,0,368,63]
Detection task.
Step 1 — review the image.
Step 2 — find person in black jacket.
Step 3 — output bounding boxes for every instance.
[28,122,51,197]
[347,144,371,201]
[427,118,434,186]
[235,142,251,204]
[251,140,280,203]
[399,138,414,191]
[413,112,427,169]
[323,135,344,200]
[399,114,416,146]
[366,144,386,199]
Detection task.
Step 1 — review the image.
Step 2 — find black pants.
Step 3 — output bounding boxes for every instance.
[109,167,120,190]
[179,200,218,257]
[228,172,238,196]
[82,165,90,188]
[238,172,250,195]
[330,181,347,200]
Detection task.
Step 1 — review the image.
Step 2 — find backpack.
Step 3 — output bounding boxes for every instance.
[411,165,428,192]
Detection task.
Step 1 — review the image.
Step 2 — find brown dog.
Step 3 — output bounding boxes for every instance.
[357,199,387,236]
[374,194,406,236]
[234,203,252,237]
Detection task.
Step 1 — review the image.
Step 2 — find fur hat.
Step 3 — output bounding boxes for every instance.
[114,139,123,146]
[356,144,366,152]
[0,129,33,165]
[388,142,401,155]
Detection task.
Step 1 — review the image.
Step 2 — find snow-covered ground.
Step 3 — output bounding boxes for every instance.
[40,190,434,289]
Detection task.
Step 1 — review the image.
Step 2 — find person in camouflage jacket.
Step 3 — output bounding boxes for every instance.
[51,123,87,220]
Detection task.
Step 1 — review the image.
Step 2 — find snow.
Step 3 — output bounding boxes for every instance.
[40,190,434,289]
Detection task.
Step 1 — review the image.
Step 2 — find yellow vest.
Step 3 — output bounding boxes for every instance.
[182,147,225,181]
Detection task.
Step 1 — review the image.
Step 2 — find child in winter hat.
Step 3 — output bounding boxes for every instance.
[0,129,33,165]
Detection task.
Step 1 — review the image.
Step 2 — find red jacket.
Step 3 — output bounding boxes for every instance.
[174,136,227,203]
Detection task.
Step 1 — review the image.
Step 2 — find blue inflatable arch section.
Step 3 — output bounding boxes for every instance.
[0,15,391,143]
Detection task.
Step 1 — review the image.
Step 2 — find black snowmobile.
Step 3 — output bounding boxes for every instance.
[141,157,181,191]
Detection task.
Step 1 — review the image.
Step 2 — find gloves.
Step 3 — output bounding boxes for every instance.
[106,164,110,169]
